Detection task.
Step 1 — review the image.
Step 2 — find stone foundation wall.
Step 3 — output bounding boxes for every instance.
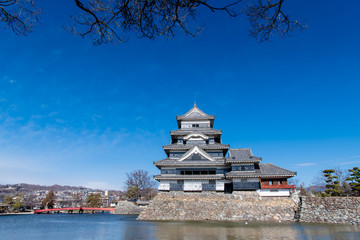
[137,192,298,221]
[113,201,143,215]
[300,196,360,224]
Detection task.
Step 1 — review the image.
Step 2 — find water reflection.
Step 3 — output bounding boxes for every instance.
[150,221,360,240]
[0,214,359,240]
[153,221,299,240]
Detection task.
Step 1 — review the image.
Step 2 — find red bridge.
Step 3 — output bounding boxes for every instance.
[34,207,115,214]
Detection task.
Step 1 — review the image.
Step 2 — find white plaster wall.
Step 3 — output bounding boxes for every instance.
[216,180,225,191]
[181,121,210,129]
[158,181,177,191]
[257,189,290,197]
[184,180,206,191]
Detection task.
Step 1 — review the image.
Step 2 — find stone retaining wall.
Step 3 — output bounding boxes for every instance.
[137,192,298,221]
[113,201,142,215]
[300,196,360,224]
[138,192,360,224]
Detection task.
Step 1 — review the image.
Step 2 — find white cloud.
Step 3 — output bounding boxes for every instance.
[295,163,316,167]
[339,161,360,166]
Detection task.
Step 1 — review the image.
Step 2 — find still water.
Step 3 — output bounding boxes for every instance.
[0,214,359,240]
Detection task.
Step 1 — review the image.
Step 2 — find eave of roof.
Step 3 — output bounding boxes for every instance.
[225,157,262,164]
[154,174,224,181]
[170,128,222,136]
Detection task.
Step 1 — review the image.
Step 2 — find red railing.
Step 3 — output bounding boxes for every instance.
[261,184,295,189]
[34,207,115,214]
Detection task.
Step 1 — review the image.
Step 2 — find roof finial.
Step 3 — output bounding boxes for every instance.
[193,101,197,108]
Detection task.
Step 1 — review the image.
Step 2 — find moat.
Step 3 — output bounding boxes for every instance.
[0,214,359,240]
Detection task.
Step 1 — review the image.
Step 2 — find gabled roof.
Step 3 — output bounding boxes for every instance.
[178,145,215,162]
[183,133,209,141]
[226,148,262,163]
[176,103,215,127]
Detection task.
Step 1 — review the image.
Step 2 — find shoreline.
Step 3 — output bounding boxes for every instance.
[0,212,33,216]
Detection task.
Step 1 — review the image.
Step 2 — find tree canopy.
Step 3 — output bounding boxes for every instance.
[0,0,305,45]
[125,170,156,201]
[41,189,56,209]
[347,167,360,196]
[322,169,342,196]
[86,193,102,207]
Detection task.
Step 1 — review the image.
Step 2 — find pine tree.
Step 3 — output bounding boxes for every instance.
[322,169,342,196]
[86,193,102,207]
[41,190,56,209]
[347,167,360,196]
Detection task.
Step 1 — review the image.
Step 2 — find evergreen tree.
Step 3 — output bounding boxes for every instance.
[322,169,342,196]
[41,190,56,209]
[12,194,24,211]
[125,186,141,202]
[347,167,360,196]
[4,196,14,206]
[86,193,102,207]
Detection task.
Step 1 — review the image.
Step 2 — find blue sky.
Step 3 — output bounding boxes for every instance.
[0,0,359,190]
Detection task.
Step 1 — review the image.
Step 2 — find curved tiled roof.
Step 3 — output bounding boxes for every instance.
[226,148,262,163]
[176,103,215,121]
[260,163,296,177]
[226,163,296,178]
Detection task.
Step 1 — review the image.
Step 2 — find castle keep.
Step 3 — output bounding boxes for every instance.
[154,104,296,197]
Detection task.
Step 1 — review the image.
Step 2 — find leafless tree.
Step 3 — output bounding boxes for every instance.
[311,167,352,196]
[1,0,305,45]
[125,169,156,200]
[334,167,352,195]
[246,0,306,41]
[71,192,84,207]
[0,0,40,35]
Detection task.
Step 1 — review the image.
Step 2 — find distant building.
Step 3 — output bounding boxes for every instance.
[154,104,296,197]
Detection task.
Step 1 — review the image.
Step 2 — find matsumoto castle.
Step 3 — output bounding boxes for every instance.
[154,104,296,197]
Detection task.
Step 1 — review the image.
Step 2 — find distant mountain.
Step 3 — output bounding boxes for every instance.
[0,183,113,192]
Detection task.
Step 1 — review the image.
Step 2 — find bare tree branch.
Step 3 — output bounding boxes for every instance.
[1,0,305,45]
[246,0,307,41]
[0,0,40,35]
